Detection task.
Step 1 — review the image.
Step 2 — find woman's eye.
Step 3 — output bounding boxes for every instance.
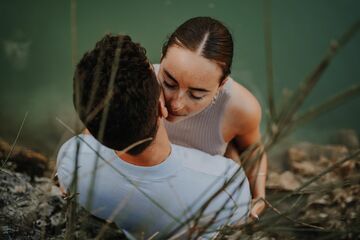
[163,81,177,89]
[189,92,205,100]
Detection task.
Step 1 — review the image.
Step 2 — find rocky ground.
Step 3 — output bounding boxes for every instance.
[0,129,359,239]
[262,143,360,239]
[0,139,125,240]
[251,129,360,240]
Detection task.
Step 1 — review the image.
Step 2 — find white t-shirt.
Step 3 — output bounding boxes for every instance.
[56,134,250,239]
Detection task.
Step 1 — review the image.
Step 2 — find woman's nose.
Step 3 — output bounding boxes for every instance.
[170,93,185,111]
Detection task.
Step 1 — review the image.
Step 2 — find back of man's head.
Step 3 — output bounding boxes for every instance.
[73,34,160,155]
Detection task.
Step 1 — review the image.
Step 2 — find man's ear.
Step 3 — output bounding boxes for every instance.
[158,94,168,119]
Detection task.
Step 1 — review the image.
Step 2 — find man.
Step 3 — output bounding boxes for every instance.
[56,34,251,239]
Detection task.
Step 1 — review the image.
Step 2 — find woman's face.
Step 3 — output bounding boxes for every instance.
[159,45,223,122]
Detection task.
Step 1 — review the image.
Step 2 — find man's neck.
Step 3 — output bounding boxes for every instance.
[115,121,171,166]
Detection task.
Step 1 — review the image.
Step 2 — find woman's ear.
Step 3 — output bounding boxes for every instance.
[219,76,228,89]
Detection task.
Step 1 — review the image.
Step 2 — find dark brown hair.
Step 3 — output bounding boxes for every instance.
[161,16,233,81]
[73,34,160,155]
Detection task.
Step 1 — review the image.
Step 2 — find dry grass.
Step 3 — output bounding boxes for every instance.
[2,0,359,239]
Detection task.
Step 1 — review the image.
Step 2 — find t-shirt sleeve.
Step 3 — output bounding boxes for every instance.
[223,158,251,224]
[56,138,78,191]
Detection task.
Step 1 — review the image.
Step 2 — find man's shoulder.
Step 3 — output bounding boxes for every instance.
[56,134,114,189]
[172,144,242,178]
[56,134,110,169]
[58,134,103,154]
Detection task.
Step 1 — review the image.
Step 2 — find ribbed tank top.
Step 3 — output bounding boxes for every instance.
[153,64,232,155]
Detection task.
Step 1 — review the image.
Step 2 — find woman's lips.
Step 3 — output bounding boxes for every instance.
[168,110,186,117]
[165,104,186,117]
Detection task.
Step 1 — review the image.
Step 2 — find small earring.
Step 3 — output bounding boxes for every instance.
[212,93,218,105]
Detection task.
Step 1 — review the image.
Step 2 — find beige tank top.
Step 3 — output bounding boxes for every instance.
[153,64,232,155]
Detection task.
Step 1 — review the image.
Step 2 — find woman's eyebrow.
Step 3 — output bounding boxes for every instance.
[164,69,210,92]
[189,86,210,93]
[164,70,178,84]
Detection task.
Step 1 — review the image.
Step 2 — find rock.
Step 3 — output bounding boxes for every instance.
[300,184,360,232]
[266,171,301,191]
[0,168,125,239]
[291,160,317,176]
[284,142,360,238]
[287,142,354,180]
[0,168,41,238]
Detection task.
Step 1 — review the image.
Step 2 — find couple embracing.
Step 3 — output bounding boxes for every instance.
[57,17,267,239]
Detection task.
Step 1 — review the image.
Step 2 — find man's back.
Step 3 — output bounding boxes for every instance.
[57,134,250,239]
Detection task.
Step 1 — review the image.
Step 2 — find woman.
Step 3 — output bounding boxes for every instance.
[154,17,267,220]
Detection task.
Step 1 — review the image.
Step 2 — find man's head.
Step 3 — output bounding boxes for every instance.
[73,34,160,155]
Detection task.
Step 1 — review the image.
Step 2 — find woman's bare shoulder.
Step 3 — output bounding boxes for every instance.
[224,79,262,135]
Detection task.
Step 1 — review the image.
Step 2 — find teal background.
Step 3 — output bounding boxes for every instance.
[0,0,359,155]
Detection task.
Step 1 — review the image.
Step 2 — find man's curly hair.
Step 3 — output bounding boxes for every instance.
[73,34,160,155]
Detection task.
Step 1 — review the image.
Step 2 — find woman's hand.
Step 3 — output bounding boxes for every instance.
[250,197,266,221]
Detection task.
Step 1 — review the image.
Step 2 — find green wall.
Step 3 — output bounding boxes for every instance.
[0,0,359,154]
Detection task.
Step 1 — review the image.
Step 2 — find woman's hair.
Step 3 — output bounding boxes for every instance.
[74,34,160,155]
[161,16,233,82]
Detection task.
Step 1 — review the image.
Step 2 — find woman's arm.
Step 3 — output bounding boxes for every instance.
[234,129,267,220]
[223,81,267,220]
